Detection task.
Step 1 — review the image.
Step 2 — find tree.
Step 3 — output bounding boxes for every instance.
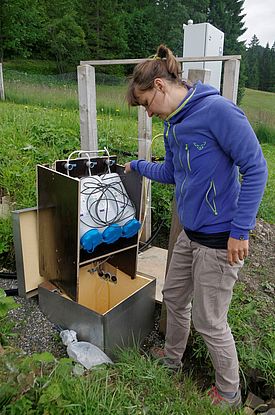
[0,0,45,62]
[121,1,160,59]
[78,0,128,59]
[259,43,273,92]
[246,35,261,89]
[208,0,246,53]
[47,14,88,73]
[208,0,247,102]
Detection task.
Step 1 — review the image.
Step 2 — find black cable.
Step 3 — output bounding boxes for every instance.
[0,272,17,279]
[139,220,165,253]
[80,175,136,230]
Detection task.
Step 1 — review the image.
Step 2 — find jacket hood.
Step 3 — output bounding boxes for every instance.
[165,81,220,124]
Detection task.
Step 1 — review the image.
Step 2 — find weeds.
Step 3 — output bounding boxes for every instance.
[0,288,20,346]
[0,69,274,411]
[0,347,245,414]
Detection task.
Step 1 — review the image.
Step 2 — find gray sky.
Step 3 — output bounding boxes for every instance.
[239,0,275,47]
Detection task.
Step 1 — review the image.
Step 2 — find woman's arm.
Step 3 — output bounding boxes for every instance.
[125,135,175,184]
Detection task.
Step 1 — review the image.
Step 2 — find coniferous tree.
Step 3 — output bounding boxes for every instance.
[208,0,247,102]
[246,35,261,89]
[270,42,275,92]
[121,1,160,59]
[259,43,273,92]
[78,0,128,61]
[158,0,209,56]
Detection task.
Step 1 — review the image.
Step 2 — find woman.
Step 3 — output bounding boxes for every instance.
[124,44,268,409]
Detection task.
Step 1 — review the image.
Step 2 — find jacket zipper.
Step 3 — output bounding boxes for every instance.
[185,144,191,171]
[165,122,170,139]
[172,125,184,169]
[205,180,218,216]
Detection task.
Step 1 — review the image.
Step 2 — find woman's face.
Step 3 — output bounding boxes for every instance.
[135,81,171,119]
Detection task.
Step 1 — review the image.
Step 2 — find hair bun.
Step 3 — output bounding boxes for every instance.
[157,44,168,59]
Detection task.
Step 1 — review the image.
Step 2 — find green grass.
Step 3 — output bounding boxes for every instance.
[240,88,275,145]
[240,88,275,124]
[257,144,275,223]
[0,70,274,407]
[4,59,60,75]
[0,348,245,415]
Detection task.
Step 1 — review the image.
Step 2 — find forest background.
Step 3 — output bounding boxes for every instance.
[1,0,274,94]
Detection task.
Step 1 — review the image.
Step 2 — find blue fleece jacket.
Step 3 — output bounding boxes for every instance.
[130,82,268,240]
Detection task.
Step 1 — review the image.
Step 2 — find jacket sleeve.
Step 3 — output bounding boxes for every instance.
[208,98,268,240]
[130,135,175,184]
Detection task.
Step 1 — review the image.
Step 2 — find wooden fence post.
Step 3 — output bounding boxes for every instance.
[188,68,211,84]
[138,106,152,242]
[0,63,5,100]
[77,64,98,151]
[222,59,240,104]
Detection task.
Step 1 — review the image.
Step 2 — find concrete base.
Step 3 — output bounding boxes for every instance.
[137,246,167,303]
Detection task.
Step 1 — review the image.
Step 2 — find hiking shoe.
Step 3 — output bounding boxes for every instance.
[150,347,182,372]
[208,385,242,410]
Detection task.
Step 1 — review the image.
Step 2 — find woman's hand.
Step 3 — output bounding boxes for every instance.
[124,162,132,173]
[227,237,249,265]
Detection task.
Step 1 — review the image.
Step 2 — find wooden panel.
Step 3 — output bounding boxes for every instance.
[78,263,150,314]
[37,166,80,301]
[12,208,45,297]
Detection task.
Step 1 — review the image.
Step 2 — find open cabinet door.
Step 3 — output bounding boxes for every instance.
[37,165,80,301]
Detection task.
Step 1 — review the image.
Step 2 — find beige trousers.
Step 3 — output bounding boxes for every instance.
[163,230,243,393]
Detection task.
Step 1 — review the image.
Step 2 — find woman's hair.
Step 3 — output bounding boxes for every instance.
[126,44,184,106]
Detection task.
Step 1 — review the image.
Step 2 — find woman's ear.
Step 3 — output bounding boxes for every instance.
[154,78,165,92]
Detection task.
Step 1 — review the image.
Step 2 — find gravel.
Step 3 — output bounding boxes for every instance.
[0,275,163,359]
[0,276,67,358]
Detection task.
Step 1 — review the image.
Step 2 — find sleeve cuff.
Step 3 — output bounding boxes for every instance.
[130,160,138,171]
[229,228,249,240]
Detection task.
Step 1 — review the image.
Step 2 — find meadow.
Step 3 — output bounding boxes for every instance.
[0,67,274,414]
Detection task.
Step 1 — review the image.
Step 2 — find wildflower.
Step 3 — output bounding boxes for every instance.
[115,108,120,112]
